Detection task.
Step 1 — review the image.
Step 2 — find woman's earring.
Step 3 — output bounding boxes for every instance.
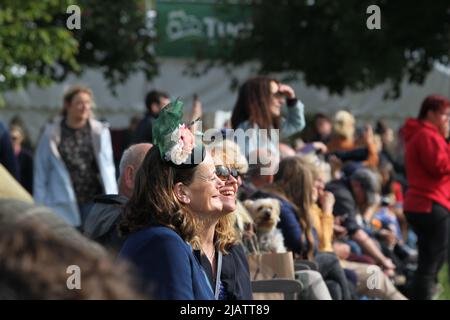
[183,197,191,204]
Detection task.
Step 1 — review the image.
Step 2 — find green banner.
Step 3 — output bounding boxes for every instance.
[156,1,252,58]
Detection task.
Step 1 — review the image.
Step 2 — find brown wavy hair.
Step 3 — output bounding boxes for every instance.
[263,156,315,260]
[119,147,200,244]
[231,76,281,130]
[0,220,142,299]
[62,85,94,118]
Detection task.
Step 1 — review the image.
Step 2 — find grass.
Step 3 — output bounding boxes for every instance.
[438,264,450,300]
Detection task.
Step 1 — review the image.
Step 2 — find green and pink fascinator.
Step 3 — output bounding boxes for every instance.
[152,99,205,167]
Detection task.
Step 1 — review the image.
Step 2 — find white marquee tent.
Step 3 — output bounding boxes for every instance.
[1,60,449,144]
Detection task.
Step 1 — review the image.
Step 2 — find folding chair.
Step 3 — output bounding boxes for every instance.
[251,279,304,300]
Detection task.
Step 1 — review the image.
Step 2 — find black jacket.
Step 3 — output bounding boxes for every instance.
[0,122,18,179]
[16,148,33,194]
[83,194,128,252]
[131,113,157,144]
[194,244,253,300]
[325,179,361,236]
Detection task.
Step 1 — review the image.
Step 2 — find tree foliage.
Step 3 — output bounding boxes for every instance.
[0,0,157,98]
[74,0,157,89]
[0,0,78,92]
[219,0,450,97]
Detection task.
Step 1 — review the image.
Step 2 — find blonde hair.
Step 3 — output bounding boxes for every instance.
[204,139,248,253]
[62,85,95,117]
[212,214,238,254]
[207,139,249,174]
[333,110,355,140]
[190,217,236,255]
[301,154,332,184]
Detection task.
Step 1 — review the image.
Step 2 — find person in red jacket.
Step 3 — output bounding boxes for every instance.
[402,94,450,300]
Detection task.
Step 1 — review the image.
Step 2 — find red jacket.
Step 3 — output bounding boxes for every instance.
[402,118,450,213]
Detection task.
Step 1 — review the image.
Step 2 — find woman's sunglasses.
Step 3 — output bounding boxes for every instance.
[215,165,240,181]
[272,91,286,99]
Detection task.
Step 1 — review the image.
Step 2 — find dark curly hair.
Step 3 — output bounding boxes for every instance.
[119,147,200,243]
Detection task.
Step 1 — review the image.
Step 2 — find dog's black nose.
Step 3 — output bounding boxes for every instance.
[264,211,271,220]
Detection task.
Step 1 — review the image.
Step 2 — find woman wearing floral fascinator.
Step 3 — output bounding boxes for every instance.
[118,100,225,300]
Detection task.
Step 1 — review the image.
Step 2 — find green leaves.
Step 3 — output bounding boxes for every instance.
[0,0,157,98]
[74,0,158,92]
[216,0,450,98]
[0,0,78,93]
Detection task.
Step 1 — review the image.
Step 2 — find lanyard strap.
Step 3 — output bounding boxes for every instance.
[214,250,223,300]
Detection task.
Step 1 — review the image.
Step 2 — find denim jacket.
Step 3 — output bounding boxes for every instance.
[33,116,117,226]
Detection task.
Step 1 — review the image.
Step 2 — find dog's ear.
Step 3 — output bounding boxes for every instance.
[271,199,281,216]
[243,199,254,211]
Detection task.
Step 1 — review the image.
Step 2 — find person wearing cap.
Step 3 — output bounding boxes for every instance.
[401,94,450,300]
[326,166,396,275]
[118,100,224,300]
[326,111,379,169]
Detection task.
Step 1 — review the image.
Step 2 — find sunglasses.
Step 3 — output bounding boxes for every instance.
[272,91,286,99]
[215,165,240,181]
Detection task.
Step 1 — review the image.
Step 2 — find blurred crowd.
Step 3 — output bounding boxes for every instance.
[0,76,449,300]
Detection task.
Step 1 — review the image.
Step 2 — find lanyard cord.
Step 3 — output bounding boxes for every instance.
[214,250,223,300]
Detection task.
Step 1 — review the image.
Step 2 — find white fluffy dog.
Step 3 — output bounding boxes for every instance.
[244,198,287,253]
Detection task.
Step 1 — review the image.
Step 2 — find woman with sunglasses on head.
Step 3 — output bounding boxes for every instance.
[231,76,305,159]
[190,139,252,300]
[118,100,224,300]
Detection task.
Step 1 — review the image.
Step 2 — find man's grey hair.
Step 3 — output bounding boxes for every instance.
[118,143,152,183]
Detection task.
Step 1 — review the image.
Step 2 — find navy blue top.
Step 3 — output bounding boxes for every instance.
[131,112,156,144]
[118,226,214,300]
[194,244,253,300]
